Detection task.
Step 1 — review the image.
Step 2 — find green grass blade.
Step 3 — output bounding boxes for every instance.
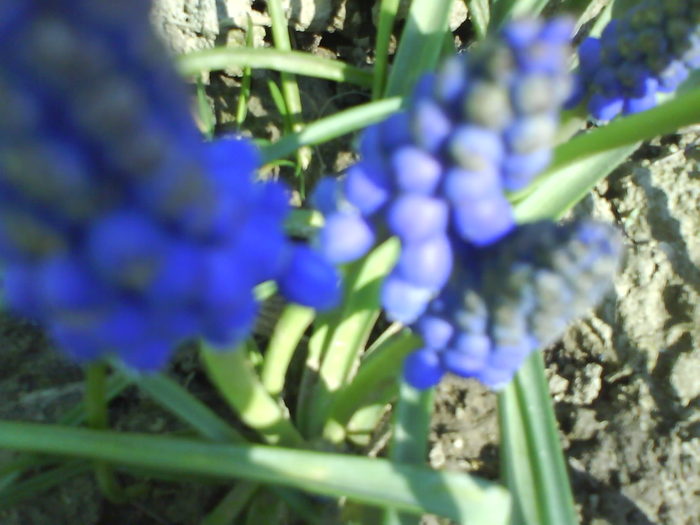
[235,16,255,128]
[260,97,402,163]
[513,144,639,223]
[0,461,90,509]
[551,87,700,172]
[124,370,245,443]
[382,382,435,525]
[266,0,305,131]
[489,0,550,30]
[384,0,456,97]
[260,304,315,397]
[498,352,577,525]
[178,48,372,87]
[373,0,401,99]
[303,238,400,438]
[0,421,511,524]
[200,343,304,447]
[326,329,420,434]
[202,482,260,525]
[467,0,490,39]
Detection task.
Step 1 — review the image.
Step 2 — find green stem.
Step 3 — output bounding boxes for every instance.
[266,0,311,181]
[260,304,315,397]
[200,342,304,447]
[373,0,401,99]
[85,363,127,503]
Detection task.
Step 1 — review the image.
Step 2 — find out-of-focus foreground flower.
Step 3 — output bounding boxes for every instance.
[0,2,339,370]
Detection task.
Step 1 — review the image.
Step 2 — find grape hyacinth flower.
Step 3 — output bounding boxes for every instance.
[570,0,700,121]
[313,17,575,323]
[404,220,622,390]
[0,2,339,370]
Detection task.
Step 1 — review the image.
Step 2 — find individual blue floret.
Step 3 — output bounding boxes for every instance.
[0,2,339,370]
[405,220,622,390]
[569,0,700,121]
[311,17,575,324]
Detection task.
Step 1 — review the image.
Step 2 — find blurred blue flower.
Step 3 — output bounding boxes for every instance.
[312,17,575,324]
[0,2,338,370]
[569,0,700,120]
[407,220,622,389]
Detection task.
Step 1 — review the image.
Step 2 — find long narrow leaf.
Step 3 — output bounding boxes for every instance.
[550,87,700,172]
[178,48,372,87]
[499,352,577,525]
[514,144,639,223]
[303,239,400,437]
[125,370,245,443]
[373,0,401,99]
[382,382,435,525]
[260,97,402,162]
[0,421,511,524]
[467,0,490,39]
[384,0,455,97]
[489,0,550,30]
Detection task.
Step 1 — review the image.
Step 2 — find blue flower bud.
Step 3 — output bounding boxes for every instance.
[381,273,433,324]
[318,211,375,264]
[404,348,444,389]
[395,234,453,289]
[278,245,341,310]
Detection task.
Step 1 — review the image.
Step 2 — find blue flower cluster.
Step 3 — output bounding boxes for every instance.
[313,18,576,324]
[405,220,621,389]
[0,3,339,370]
[570,0,700,120]
[312,18,624,389]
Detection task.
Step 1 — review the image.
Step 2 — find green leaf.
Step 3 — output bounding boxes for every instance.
[513,144,639,223]
[260,97,402,163]
[0,462,90,509]
[467,0,490,39]
[373,0,402,99]
[302,238,401,438]
[202,483,259,525]
[200,343,304,447]
[0,421,511,524]
[489,0,550,30]
[178,47,372,87]
[125,370,245,443]
[326,329,420,436]
[382,382,435,525]
[498,352,577,525]
[550,87,700,172]
[384,0,456,97]
[260,304,315,397]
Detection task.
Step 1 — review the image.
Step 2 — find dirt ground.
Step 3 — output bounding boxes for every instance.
[1,1,698,524]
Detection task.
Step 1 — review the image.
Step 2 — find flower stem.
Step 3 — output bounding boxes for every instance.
[85,362,127,504]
